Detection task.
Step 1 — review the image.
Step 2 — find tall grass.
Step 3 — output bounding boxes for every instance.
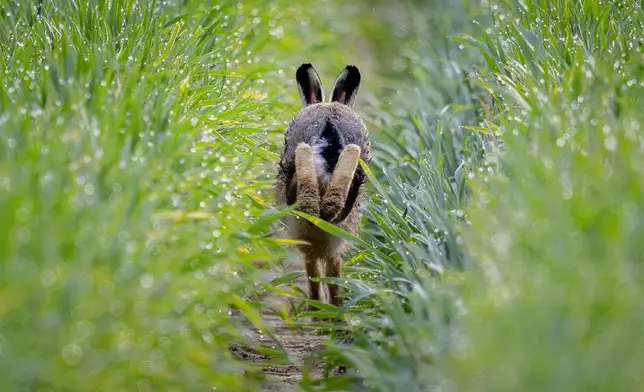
[450,1,644,390]
[0,1,297,390]
[312,0,644,391]
[0,0,401,390]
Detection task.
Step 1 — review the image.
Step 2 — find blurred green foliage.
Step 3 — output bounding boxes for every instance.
[0,1,292,390]
[319,0,644,391]
[451,1,644,390]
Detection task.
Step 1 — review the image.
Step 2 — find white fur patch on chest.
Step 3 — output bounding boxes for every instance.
[312,137,332,186]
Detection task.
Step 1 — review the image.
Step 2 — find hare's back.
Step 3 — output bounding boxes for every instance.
[283,103,369,160]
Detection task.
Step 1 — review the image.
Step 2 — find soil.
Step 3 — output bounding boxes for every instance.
[231,257,333,392]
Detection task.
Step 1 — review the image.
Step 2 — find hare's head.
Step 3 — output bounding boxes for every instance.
[295,63,362,108]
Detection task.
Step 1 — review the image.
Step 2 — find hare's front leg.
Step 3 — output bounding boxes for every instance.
[303,251,322,312]
[324,254,344,308]
[320,144,361,222]
[295,143,320,216]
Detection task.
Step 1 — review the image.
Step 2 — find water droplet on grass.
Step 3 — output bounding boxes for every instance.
[62,344,83,365]
[140,274,154,289]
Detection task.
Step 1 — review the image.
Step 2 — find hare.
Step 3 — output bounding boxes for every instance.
[275,64,371,309]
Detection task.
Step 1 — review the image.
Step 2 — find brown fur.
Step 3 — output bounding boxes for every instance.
[275,64,371,310]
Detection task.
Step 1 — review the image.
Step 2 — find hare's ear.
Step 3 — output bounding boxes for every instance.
[330,65,361,107]
[296,64,324,107]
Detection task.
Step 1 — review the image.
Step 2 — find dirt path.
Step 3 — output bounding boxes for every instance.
[231,257,328,391]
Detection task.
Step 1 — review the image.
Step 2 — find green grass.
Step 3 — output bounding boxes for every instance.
[449,1,644,390]
[0,1,296,390]
[312,0,644,391]
[0,1,389,390]
[2,0,643,391]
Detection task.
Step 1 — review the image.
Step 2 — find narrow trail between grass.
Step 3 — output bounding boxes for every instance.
[258,263,324,392]
[231,258,328,392]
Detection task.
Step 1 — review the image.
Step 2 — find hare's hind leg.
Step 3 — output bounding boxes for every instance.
[295,143,320,216]
[320,144,361,222]
[295,143,323,315]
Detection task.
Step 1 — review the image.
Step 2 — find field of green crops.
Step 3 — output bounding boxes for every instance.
[2,0,643,391]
